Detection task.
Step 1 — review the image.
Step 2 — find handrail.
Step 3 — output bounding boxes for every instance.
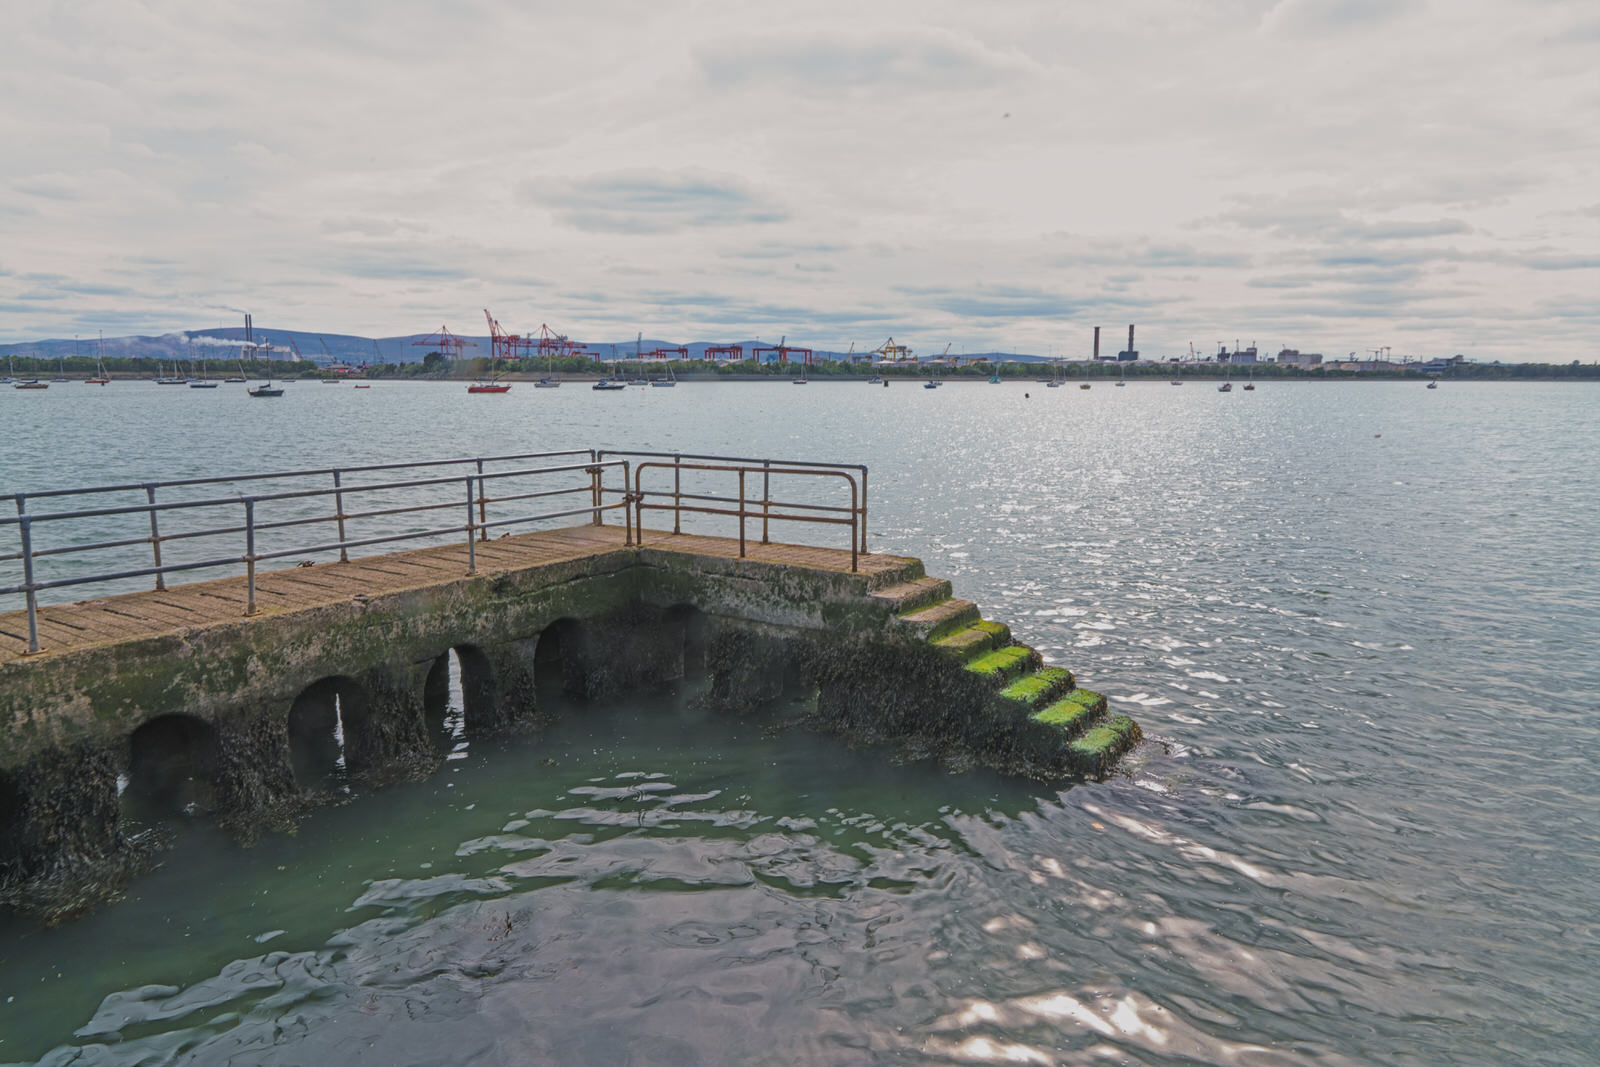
[598,450,867,553]
[2,449,871,656]
[631,460,860,572]
[3,458,632,654]
[6,449,596,503]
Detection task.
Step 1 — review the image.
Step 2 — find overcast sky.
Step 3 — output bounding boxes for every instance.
[2,0,1596,361]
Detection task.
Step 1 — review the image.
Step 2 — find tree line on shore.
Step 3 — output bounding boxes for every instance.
[10,351,1595,381]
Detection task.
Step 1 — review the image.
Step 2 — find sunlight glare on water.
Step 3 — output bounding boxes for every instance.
[1,379,1597,1064]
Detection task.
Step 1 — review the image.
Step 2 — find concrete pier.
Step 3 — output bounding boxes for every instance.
[0,524,1139,916]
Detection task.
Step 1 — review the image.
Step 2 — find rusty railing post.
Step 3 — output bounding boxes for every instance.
[737,468,746,558]
[464,476,478,574]
[673,454,682,534]
[332,469,349,562]
[15,493,40,654]
[860,465,869,554]
[145,484,165,590]
[475,459,488,542]
[761,460,771,544]
[850,480,859,572]
[623,461,634,546]
[243,497,258,616]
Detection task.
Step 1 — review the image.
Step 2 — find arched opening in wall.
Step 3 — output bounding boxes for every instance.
[534,618,586,705]
[122,714,222,821]
[288,676,371,788]
[781,653,821,714]
[662,604,711,683]
[424,646,494,756]
[0,771,28,880]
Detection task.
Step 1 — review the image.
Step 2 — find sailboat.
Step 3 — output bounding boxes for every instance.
[1218,364,1232,392]
[154,360,187,384]
[1116,363,1127,387]
[12,353,47,388]
[188,357,219,388]
[83,335,111,384]
[248,355,284,397]
[653,364,679,387]
[1242,366,1255,390]
[1046,361,1064,388]
[791,362,807,385]
[52,357,68,382]
[535,347,561,387]
[467,374,512,394]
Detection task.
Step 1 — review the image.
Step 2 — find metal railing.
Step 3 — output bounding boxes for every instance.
[629,459,862,573]
[1,449,870,655]
[597,450,867,554]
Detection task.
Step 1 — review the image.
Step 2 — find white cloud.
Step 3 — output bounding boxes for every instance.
[0,0,1594,361]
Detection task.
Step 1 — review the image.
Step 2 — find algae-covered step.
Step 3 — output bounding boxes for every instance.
[934,619,1012,660]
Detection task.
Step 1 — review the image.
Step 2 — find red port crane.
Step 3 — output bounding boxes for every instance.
[414,324,477,360]
[536,323,580,359]
[753,337,813,365]
[481,310,532,362]
[705,344,745,362]
[751,335,813,364]
[642,345,689,361]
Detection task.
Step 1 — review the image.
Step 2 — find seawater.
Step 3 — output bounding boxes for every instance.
[1,380,1597,1064]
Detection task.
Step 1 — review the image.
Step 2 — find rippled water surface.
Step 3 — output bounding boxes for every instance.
[2,379,1597,1064]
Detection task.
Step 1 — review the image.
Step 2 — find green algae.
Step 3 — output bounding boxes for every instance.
[1069,715,1143,775]
[963,644,1037,681]
[998,667,1075,707]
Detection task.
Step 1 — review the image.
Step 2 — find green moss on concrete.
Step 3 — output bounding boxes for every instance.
[1069,714,1142,776]
[998,667,1075,708]
[934,619,1011,661]
[1056,688,1108,716]
[1032,696,1097,733]
[963,644,1038,681]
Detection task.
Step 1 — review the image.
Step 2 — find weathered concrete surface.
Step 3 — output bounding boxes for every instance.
[0,524,1139,917]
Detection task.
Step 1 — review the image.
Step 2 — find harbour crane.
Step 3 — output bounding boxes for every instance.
[481,310,531,362]
[415,325,477,361]
[871,337,913,365]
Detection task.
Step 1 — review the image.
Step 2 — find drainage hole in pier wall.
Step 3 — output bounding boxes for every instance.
[424,650,469,758]
[122,714,223,821]
[535,619,585,702]
[663,605,711,682]
[289,677,369,787]
[0,773,27,877]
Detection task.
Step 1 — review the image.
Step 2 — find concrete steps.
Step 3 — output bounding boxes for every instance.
[910,607,1142,776]
[960,643,1042,683]
[870,576,953,616]
[863,558,927,592]
[1010,686,1141,775]
[896,597,981,640]
[933,619,1010,659]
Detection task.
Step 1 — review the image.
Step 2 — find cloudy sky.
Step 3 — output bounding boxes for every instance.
[2,0,1596,362]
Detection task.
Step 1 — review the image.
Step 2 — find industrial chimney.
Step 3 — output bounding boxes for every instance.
[1093,326,1100,361]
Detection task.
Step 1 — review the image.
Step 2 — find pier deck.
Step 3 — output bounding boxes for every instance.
[0,525,910,665]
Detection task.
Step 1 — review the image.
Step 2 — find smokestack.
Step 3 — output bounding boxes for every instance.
[1128,324,1135,355]
[1093,326,1100,360]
